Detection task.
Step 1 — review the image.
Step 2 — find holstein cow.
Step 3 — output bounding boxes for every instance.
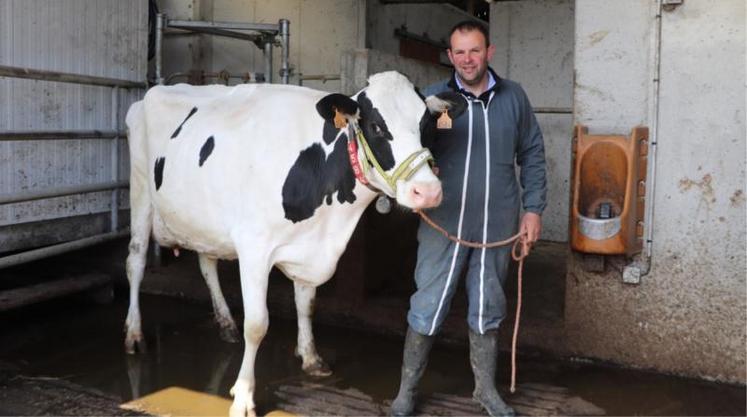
[124,71,464,416]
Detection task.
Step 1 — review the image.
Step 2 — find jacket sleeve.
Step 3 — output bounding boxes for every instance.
[515,86,547,215]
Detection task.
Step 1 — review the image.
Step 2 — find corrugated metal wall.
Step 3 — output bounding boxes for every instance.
[0,0,147,253]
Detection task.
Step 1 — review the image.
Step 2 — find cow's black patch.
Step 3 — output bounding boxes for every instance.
[316,94,359,120]
[281,132,355,223]
[419,109,437,149]
[154,157,166,190]
[322,120,338,144]
[420,91,468,149]
[199,136,215,167]
[356,92,395,171]
[171,107,198,139]
[435,91,468,119]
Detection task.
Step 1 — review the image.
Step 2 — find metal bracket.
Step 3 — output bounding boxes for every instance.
[662,0,683,11]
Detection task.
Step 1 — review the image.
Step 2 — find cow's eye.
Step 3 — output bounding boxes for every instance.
[372,123,382,134]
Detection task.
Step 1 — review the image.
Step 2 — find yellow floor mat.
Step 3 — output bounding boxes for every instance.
[120,386,295,417]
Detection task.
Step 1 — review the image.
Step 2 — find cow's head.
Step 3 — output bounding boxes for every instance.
[316,71,463,210]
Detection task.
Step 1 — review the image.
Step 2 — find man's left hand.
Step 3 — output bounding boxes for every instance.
[519,213,542,253]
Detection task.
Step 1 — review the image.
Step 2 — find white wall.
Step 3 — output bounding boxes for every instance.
[568,0,746,383]
[490,0,574,242]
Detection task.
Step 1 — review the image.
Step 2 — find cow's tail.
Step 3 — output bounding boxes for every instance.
[123,100,155,354]
[124,100,153,259]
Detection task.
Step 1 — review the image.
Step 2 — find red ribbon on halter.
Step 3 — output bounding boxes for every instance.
[347,136,369,185]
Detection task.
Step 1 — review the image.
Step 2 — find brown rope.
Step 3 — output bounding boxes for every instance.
[415,209,530,394]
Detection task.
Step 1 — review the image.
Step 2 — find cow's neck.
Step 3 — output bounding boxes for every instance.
[323,184,378,256]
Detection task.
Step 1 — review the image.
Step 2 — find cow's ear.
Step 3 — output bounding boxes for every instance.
[316,93,359,120]
[425,92,467,119]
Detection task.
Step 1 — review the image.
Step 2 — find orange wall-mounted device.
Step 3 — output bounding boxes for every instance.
[570,125,648,256]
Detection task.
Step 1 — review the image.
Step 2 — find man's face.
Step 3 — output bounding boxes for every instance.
[447,29,495,86]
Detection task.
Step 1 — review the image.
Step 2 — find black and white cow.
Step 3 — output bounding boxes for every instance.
[124,71,462,417]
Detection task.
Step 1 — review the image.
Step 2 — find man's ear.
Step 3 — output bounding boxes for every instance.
[486,44,496,63]
[316,93,359,121]
[425,92,467,119]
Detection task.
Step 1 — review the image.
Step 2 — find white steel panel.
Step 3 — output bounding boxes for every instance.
[0,0,146,251]
[0,0,148,82]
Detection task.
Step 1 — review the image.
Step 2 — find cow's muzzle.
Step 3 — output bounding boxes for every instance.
[407,181,443,209]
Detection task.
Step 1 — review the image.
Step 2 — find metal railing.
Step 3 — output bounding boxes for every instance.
[155,14,290,85]
[0,64,143,269]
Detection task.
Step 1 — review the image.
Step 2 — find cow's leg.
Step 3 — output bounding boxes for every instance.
[293,282,332,376]
[124,162,152,354]
[229,253,271,417]
[198,253,239,343]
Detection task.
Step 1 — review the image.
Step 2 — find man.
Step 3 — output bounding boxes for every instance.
[390,21,547,417]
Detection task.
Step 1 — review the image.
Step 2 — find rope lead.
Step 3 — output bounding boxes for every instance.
[415,209,530,394]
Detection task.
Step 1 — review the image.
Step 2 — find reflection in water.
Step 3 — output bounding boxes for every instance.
[0,293,744,416]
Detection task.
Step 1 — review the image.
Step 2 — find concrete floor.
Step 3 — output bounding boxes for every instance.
[0,283,744,416]
[1,237,745,416]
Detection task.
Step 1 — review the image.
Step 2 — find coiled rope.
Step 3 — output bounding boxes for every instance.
[415,209,531,394]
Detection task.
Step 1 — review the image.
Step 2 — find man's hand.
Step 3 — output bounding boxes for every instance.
[519,212,542,254]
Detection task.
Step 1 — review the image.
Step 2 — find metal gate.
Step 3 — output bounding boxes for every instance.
[0,0,148,267]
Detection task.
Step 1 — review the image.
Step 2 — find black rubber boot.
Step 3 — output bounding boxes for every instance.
[390,327,435,416]
[469,329,516,417]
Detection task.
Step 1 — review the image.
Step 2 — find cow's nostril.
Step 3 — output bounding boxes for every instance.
[413,188,421,196]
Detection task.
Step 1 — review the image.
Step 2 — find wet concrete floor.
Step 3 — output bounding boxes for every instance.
[0,290,744,416]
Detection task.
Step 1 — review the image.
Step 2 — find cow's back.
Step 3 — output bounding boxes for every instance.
[129,83,329,257]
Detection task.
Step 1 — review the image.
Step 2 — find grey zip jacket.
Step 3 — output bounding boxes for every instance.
[408,69,547,335]
[421,68,547,242]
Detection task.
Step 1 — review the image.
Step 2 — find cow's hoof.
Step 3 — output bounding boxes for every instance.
[229,403,256,417]
[125,334,147,354]
[229,383,256,417]
[303,359,332,377]
[219,323,240,344]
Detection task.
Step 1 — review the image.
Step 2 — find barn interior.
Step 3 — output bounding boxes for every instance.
[1,0,745,415]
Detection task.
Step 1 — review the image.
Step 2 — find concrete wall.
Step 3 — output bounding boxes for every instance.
[490,0,574,243]
[366,1,479,63]
[569,0,746,383]
[158,0,365,92]
[340,48,450,95]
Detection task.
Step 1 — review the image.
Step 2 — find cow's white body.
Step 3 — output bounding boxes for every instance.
[131,83,369,276]
[124,72,442,416]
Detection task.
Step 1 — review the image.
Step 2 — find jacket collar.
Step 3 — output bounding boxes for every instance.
[447,66,502,103]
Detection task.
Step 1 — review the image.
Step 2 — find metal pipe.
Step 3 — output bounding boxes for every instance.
[0,230,129,269]
[0,180,129,205]
[644,1,663,265]
[280,19,290,84]
[111,87,120,232]
[533,107,573,114]
[0,273,112,311]
[166,19,280,33]
[623,0,663,281]
[156,13,165,85]
[164,71,256,85]
[0,65,145,89]
[166,26,263,43]
[264,40,274,83]
[297,74,341,86]
[0,130,126,140]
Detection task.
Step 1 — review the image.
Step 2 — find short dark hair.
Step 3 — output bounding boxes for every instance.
[448,20,490,48]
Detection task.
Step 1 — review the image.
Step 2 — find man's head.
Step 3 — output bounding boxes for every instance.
[447,20,495,88]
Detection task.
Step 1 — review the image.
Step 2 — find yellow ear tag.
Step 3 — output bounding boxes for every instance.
[437,111,452,129]
[334,108,347,129]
